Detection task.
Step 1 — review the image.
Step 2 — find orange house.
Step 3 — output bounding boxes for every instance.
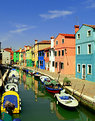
[54,33,75,75]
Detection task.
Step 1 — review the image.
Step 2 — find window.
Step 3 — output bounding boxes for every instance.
[58,51,60,56]
[55,62,57,68]
[77,64,80,73]
[52,61,54,67]
[87,65,92,74]
[87,30,91,37]
[47,52,49,57]
[62,39,64,44]
[56,40,58,45]
[55,51,57,56]
[62,50,64,56]
[88,44,91,54]
[77,46,80,55]
[77,34,80,39]
[61,62,64,69]
[42,51,44,56]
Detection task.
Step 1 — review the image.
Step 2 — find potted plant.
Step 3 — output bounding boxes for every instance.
[63,77,71,86]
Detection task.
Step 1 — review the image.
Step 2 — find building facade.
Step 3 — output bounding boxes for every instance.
[1,49,10,64]
[38,49,45,69]
[49,36,55,72]
[13,50,19,64]
[34,40,51,67]
[54,32,75,75]
[44,47,50,71]
[76,24,95,82]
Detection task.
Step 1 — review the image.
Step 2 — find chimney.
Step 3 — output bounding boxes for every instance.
[35,40,38,44]
[50,36,54,48]
[74,25,79,34]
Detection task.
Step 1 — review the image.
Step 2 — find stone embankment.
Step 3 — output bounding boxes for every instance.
[14,65,95,111]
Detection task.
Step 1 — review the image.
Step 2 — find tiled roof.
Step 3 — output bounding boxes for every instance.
[15,50,20,52]
[4,48,12,52]
[83,24,95,29]
[38,40,51,44]
[59,33,75,37]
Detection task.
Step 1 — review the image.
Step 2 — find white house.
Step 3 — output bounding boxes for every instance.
[1,49,10,64]
[49,36,55,72]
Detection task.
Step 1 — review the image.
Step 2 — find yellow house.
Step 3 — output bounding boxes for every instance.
[31,45,35,67]
[34,40,51,67]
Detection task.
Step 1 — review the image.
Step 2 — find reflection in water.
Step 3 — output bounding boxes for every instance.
[17,69,95,121]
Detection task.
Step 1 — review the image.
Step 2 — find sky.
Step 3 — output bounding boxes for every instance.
[0,0,95,50]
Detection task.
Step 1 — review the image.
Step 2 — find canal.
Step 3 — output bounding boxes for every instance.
[10,69,95,121]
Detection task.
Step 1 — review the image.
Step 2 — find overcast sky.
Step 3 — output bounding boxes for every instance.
[0,0,95,50]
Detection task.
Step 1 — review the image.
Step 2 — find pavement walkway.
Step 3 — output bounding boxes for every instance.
[17,65,95,98]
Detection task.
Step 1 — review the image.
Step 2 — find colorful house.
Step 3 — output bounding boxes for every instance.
[76,24,95,82]
[19,48,23,65]
[44,47,50,70]
[31,45,35,67]
[38,49,45,69]
[34,40,51,67]
[25,46,32,67]
[1,49,10,64]
[13,50,19,64]
[49,36,55,72]
[54,30,76,75]
[4,48,14,64]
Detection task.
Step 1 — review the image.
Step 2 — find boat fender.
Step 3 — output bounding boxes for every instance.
[13,118,21,121]
[57,101,58,104]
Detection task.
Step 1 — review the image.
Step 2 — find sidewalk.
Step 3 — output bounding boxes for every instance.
[18,65,95,98]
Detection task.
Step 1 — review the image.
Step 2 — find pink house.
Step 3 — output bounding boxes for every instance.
[54,33,75,75]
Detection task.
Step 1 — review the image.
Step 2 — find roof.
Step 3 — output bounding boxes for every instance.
[59,33,75,38]
[36,40,51,44]
[15,50,20,52]
[4,48,13,53]
[83,24,95,29]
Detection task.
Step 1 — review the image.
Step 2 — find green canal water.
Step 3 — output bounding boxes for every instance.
[10,69,95,121]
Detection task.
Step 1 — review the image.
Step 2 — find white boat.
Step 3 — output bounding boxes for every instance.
[9,69,19,79]
[5,83,18,92]
[55,90,78,108]
[8,77,19,83]
[40,76,50,84]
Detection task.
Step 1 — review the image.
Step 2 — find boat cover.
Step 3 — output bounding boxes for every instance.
[3,95,18,108]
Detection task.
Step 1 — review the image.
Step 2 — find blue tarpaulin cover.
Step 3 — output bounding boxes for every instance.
[3,95,18,108]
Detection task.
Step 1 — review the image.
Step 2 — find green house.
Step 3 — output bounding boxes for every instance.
[13,50,19,64]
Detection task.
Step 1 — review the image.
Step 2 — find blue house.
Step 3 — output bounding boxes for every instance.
[38,50,45,69]
[76,24,95,82]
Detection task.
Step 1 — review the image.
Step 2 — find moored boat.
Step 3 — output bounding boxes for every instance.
[34,72,42,81]
[1,91,21,114]
[55,90,79,109]
[5,83,18,92]
[44,80,62,94]
[40,76,51,84]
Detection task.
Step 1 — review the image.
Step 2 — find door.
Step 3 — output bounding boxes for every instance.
[82,65,86,80]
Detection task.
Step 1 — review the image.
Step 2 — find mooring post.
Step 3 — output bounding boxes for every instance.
[79,84,85,102]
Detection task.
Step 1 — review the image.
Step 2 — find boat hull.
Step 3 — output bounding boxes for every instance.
[45,86,62,94]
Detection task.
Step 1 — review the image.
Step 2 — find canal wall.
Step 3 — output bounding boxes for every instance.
[13,65,95,112]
